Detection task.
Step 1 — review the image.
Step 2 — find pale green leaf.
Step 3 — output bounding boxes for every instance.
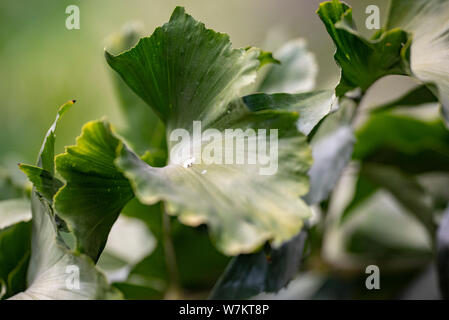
[387,0,449,124]
[258,39,318,94]
[115,105,312,255]
[10,193,122,300]
[303,98,356,204]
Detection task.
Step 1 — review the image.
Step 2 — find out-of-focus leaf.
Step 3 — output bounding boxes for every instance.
[317,0,411,97]
[353,114,449,174]
[372,84,438,114]
[0,198,31,229]
[0,196,32,299]
[0,220,31,299]
[0,168,26,201]
[242,90,336,135]
[258,39,318,94]
[172,223,230,292]
[117,199,229,298]
[325,190,432,273]
[112,282,162,300]
[387,0,449,124]
[54,120,134,262]
[255,49,280,69]
[437,206,449,299]
[97,215,155,283]
[340,173,378,223]
[106,22,167,159]
[209,231,307,300]
[344,163,436,235]
[303,99,355,205]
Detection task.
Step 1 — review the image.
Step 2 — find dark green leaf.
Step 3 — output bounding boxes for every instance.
[18,164,63,203]
[210,231,307,299]
[0,220,31,299]
[353,114,449,174]
[105,7,261,132]
[106,23,167,158]
[242,90,336,135]
[54,120,134,262]
[317,0,411,96]
[350,164,436,235]
[372,84,438,114]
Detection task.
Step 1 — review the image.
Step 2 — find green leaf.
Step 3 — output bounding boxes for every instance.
[209,230,307,300]
[437,205,449,299]
[348,163,436,235]
[353,113,449,174]
[0,198,31,230]
[372,84,438,114]
[303,98,356,204]
[210,97,348,299]
[18,164,63,203]
[10,193,122,299]
[340,173,378,223]
[106,23,167,159]
[97,214,155,281]
[104,7,313,256]
[258,39,318,94]
[0,220,31,299]
[117,200,229,298]
[37,100,76,174]
[0,168,26,201]
[115,105,312,255]
[242,90,336,135]
[387,0,449,124]
[12,104,122,299]
[317,0,411,96]
[255,49,280,70]
[105,7,261,132]
[54,120,134,262]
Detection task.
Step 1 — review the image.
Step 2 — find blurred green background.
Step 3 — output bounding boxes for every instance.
[0,0,394,177]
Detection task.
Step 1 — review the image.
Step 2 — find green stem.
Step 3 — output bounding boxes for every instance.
[162,203,181,299]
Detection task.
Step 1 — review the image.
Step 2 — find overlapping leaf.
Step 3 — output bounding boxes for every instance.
[13,102,122,299]
[258,39,318,94]
[317,0,411,97]
[387,0,449,123]
[102,7,314,255]
[105,22,167,159]
[54,120,134,262]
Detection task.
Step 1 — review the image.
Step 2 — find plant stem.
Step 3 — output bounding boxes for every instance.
[162,203,182,299]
